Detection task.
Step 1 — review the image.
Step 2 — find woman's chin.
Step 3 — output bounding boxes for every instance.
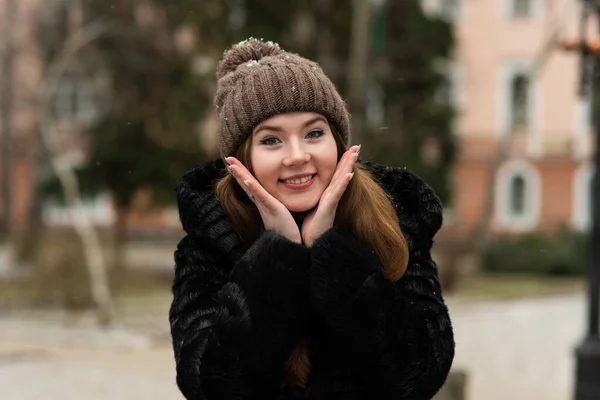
[283,200,318,213]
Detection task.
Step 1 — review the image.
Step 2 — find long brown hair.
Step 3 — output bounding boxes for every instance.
[216,126,409,387]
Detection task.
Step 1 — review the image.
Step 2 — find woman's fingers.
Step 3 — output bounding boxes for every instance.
[326,171,354,206]
[242,179,279,213]
[332,145,359,181]
[320,146,359,208]
[331,145,359,187]
[225,157,277,213]
[224,157,253,195]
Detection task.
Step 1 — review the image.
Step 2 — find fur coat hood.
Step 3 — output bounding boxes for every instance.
[169,158,455,400]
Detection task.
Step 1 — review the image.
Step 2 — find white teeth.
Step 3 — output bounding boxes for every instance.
[284,175,313,184]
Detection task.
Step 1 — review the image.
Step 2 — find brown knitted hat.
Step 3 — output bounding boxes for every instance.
[215,38,350,158]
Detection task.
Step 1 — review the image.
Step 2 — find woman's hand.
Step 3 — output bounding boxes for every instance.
[226,157,302,244]
[301,145,360,247]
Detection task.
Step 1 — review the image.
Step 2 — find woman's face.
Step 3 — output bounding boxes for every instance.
[250,112,338,213]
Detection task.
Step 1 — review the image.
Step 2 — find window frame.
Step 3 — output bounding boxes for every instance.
[499,61,540,139]
[495,159,541,231]
[51,61,106,126]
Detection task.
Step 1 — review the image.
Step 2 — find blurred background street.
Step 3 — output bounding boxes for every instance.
[1,0,599,399]
[0,288,586,400]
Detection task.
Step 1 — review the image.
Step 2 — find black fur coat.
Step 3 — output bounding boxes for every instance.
[169,159,455,400]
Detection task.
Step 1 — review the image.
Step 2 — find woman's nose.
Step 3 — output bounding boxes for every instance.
[282,144,310,166]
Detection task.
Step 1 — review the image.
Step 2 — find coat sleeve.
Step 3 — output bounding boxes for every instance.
[308,179,455,399]
[169,229,311,400]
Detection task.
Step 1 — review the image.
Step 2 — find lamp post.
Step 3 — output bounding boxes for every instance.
[568,1,600,399]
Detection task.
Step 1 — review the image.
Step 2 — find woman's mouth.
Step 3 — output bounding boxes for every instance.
[280,174,316,189]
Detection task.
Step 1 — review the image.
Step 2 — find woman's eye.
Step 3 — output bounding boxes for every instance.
[259,136,280,145]
[306,129,324,139]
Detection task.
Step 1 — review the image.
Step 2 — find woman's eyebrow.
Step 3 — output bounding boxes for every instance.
[302,116,327,127]
[254,125,284,135]
[254,116,327,135]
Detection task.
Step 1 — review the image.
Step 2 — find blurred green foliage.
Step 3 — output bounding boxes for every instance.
[368,1,456,204]
[37,0,456,210]
[478,227,589,276]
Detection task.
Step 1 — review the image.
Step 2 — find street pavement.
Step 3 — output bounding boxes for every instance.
[447,292,585,400]
[0,291,587,400]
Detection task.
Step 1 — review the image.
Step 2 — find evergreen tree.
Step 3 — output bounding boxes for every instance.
[369,0,456,204]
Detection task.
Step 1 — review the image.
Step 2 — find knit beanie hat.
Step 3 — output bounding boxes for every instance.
[214,38,350,158]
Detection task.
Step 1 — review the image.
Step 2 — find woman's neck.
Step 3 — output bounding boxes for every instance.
[291,211,305,228]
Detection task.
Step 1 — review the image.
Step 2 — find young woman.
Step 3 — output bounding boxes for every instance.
[169,38,454,400]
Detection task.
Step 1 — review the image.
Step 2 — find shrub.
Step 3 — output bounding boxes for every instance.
[478,227,588,276]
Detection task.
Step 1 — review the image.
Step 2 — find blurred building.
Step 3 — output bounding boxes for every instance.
[425,0,596,235]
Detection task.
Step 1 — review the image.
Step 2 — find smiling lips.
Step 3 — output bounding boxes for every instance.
[280,173,316,189]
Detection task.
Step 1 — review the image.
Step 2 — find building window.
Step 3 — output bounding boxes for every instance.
[52,64,102,126]
[510,73,530,131]
[501,62,536,136]
[509,175,526,216]
[512,0,531,18]
[495,160,541,231]
[573,164,594,231]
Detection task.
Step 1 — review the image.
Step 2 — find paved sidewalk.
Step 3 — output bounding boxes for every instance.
[0,346,180,400]
[0,306,179,400]
[0,291,587,400]
[447,292,585,400]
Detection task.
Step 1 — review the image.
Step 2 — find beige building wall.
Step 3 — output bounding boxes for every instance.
[429,0,597,235]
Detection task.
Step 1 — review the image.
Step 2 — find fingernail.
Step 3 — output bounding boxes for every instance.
[357,144,362,153]
[228,166,235,175]
[243,179,250,187]
[224,157,232,165]
[349,172,355,181]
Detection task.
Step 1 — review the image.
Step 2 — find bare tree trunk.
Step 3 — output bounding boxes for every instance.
[16,124,51,267]
[0,0,16,242]
[112,206,128,279]
[15,185,43,265]
[469,137,512,242]
[347,0,374,144]
[49,156,113,325]
[39,20,116,326]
